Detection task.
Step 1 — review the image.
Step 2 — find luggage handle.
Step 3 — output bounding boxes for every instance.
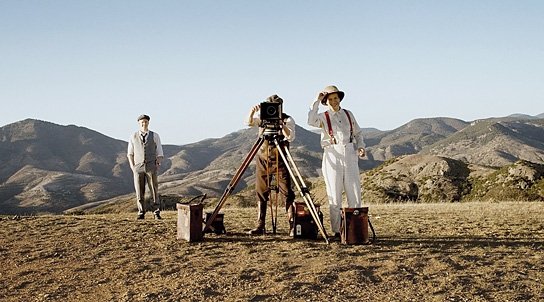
[367,219,376,245]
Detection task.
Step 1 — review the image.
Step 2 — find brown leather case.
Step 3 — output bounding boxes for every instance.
[340,207,370,245]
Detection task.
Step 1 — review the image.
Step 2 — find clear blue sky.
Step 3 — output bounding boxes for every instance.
[2,1,543,145]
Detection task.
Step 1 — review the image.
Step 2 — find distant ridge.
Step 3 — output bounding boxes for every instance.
[508,113,544,119]
[0,119,133,214]
[1,114,544,214]
[362,117,469,164]
[422,118,544,167]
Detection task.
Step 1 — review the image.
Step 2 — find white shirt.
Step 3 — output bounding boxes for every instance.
[308,99,365,149]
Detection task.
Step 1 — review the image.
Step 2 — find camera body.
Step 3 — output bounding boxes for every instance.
[260,101,283,132]
[260,101,282,121]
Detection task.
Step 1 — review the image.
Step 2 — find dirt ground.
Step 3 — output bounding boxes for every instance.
[1,201,543,301]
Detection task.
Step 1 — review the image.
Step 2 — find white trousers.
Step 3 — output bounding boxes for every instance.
[322,143,362,233]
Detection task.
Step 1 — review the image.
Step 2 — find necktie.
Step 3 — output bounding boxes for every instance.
[141,133,146,144]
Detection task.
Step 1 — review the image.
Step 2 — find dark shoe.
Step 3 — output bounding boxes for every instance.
[249,219,265,235]
[249,226,265,235]
[329,232,341,240]
[136,214,145,220]
[154,213,162,220]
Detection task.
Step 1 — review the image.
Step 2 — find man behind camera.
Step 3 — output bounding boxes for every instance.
[245,95,296,235]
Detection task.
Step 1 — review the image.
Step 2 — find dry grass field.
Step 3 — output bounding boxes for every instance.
[1,201,543,301]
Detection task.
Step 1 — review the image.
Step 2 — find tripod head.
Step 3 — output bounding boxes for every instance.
[262,126,280,136]
[259,117,285,142]
[261,127,285,143]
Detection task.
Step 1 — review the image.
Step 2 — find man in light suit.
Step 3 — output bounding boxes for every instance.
[127,114,164,220]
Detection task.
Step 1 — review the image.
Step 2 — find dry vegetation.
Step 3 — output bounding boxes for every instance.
[1,201,543,301]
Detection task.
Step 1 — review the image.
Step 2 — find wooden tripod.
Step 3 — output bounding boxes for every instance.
[203,131,329,244]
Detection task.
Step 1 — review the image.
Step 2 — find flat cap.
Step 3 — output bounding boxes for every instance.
[137,114,150,121]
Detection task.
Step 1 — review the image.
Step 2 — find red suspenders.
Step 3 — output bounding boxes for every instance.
[324,111,336,144]
[324,109,353,144]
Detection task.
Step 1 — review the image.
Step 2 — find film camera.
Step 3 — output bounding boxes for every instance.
[259,101,283,132]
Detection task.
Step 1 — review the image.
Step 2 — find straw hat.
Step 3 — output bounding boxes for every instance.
[321,85,345,105]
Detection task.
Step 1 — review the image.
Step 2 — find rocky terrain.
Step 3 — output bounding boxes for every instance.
[359,154,544,203]
[1,202,543,301]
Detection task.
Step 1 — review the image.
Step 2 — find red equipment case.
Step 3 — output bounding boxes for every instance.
[293,202,323,239]
[340,207,370,245]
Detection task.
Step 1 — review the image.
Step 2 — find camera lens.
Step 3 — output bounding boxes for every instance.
[266,107,277,116]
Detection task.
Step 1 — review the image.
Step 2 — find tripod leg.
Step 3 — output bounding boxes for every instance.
[270,191,277,234]
[270,190,279,234]
[203,136,264,233]
[274,138,329,244]
[270,149,280,235]
[281,142,324,221]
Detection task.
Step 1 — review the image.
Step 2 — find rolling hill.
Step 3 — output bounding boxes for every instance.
[422,118,544,167]
[1,114,543,214]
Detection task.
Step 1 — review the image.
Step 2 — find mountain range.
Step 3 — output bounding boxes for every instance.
[1,114,543,215]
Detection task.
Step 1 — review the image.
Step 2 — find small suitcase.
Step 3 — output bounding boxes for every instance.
[293,202,323,239]
[340,207,372,245]
[203,212,226,235]
[176,203,204,242]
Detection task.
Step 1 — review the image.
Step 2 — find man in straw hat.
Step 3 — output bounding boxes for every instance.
[245,95,296,235]
[307,85,366,238]
[127,114,164,220]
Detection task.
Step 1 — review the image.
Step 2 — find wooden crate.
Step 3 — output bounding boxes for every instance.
[176,203,204,242]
